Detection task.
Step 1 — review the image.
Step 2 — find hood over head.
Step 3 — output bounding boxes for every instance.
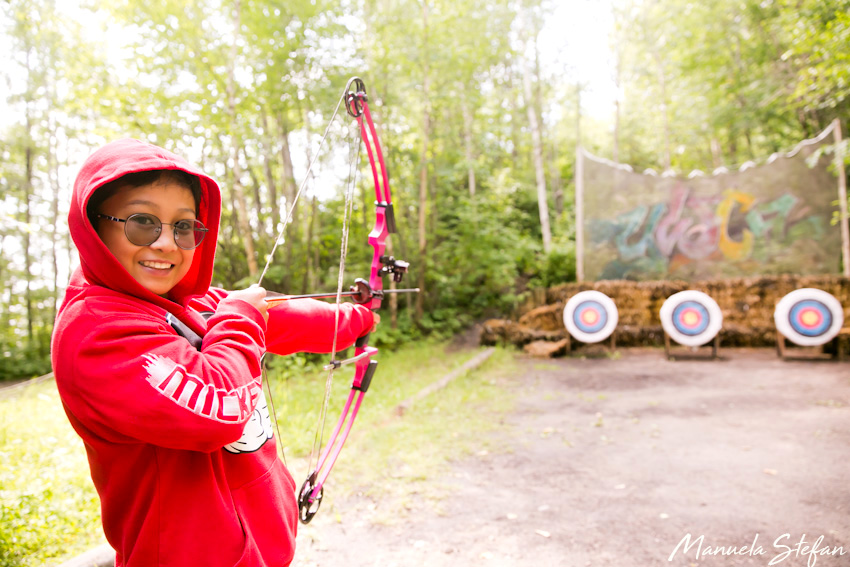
[69,138,222,310]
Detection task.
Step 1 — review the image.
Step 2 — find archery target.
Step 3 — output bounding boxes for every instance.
[660,290,723,347]
[563,291,619,343]
[774,288,844,347]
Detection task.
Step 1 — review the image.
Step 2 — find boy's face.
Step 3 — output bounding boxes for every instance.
[95,179,197,296]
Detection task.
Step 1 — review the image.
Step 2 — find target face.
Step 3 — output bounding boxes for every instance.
[563,291,619,343]
[660,290,723,347]
[774,288,844,346]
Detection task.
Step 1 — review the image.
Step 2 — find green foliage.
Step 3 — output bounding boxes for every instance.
[613,0,850,171]
[429,192,536,319]
[782,0,850,115]
[0,381,104,567]
[1,0,847,375]
[0,347,51,383]
[532,240,577,289]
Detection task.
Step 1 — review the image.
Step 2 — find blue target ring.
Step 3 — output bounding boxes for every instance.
[671,301,710,336]
[775,288,844,347]
[787,300,832,337]
[660,290,723,347]
[572,301,608,334]
[563,291,619,343]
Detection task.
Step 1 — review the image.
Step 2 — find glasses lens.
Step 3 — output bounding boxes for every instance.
[125,213,162,246]
[173,219,207,250]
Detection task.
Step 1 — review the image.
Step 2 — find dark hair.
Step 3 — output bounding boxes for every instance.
[86,169,203,227]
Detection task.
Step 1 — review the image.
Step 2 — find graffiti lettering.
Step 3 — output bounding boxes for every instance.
[717,189,755,260]
[591,185,822,277]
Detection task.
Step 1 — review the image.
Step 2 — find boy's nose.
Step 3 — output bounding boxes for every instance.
[149,227,178,251]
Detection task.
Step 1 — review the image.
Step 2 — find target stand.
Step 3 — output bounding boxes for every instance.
[774,289,846,361]
[659,291,723,361]
[562,291,619,355]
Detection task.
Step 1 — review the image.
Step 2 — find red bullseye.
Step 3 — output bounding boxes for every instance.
[580,310,600,326]
[795,308,822,330]
[678,308,702,329]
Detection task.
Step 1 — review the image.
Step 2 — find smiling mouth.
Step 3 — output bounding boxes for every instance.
[140,260,174,270]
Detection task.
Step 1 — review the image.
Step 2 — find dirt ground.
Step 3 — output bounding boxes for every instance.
[292,348,850,567]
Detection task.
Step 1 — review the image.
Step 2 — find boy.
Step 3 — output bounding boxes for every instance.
[51,138,376,566]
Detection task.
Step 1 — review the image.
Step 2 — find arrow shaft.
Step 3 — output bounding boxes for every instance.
[266,287,420,305]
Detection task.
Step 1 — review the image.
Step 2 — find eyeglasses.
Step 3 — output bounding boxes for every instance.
[97,213,208,250]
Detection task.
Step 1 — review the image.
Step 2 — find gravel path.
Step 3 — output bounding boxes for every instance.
[293,348,850,567]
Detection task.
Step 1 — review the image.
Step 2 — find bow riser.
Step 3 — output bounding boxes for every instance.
[368,207,391,311]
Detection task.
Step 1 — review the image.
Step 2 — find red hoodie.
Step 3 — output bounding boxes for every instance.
[51,139,374,567]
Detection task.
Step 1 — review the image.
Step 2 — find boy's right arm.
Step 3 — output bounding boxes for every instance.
[54,296,267,453]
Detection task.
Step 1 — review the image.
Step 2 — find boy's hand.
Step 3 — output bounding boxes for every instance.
[371,312,381,333]
[229,285,269,323]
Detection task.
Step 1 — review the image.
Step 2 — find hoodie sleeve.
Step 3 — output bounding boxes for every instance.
[264,298,375,356]
[54,295,267,453]
[193,289,376,357]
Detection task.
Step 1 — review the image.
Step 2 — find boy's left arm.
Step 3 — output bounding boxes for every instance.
[192,289,375,355]
[264,299,375,355]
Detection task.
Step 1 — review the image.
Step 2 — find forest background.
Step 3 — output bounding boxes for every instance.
[1,0,849,381]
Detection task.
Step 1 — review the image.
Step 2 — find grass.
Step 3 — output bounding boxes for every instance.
[267,341,518,524]
[0,342,518,566]
[0,382,104,567]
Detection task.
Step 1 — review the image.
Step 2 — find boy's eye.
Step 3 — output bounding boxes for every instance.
[174,220,195,232]
[130,214,159,227]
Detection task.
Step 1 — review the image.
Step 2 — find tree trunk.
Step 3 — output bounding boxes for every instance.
[571,82,580,152]
[549,135,563,218]
[226,0,258,276]
[508,65,521,165]
[302,107,318,294]
[24,135,34,343]
[260,110,281,240]
[416,0,430,322]
[460,86,476,197]
[613,39,622,163]
[652,48,672,171]
[711,138,723,168]
[533,35,561,219]
[242,147,265,229]
[519,2,552,253]
[278,113,299,290]
[22,43,34,344]
[304,193,319,293]
[49,126,61,324]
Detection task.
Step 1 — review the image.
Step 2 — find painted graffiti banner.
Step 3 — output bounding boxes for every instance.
[577,124,843,281]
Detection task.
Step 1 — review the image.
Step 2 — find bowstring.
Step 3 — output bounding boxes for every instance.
[257,85,360,480]
[262,356,285,467]
[306,122,362,478]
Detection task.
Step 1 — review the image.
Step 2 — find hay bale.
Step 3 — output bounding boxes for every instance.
[518,304,563,331]
[492,275,850,351]
[481,319,511,345]
[524,339,570,358]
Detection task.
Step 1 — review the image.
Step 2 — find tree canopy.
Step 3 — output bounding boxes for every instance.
[1,0,848,380]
